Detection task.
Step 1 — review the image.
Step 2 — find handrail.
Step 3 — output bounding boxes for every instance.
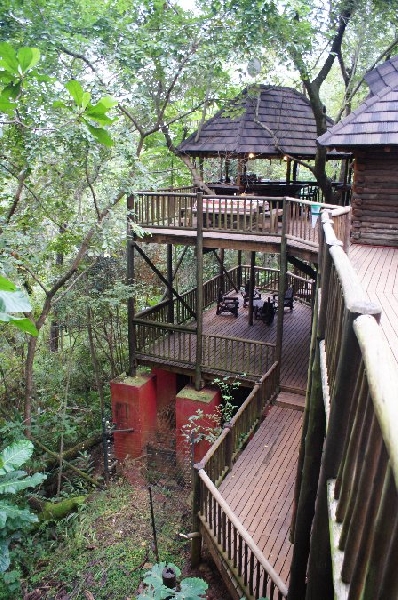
[289,202,397,600]
[354,315,398,489]
[198,468,288,599]
[133,191,346,249]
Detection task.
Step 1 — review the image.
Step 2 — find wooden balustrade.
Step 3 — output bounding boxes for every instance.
[325,315,398,600]
[135,192,196,228]
[197,469,288,600]
[134,320,195,364]
[201,335,276,379]
[134,192,340,248]
[290,204,395,600]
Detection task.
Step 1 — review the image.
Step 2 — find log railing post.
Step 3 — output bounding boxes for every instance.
[223,423,233,472]
[127,194,136,377]
[195,192,204,390]
[191,462,203,567]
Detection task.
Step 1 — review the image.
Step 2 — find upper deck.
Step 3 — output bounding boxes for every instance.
[131,192,350,263]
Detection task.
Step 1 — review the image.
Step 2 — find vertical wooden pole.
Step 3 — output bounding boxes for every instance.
[286,157,292,183]
[219,248,225,280]
[191,463,203,567]
[167,244,174,323]
[288,325,326,599]
[195,192,204,391]
[237,250,242,288]
[248,251,255,326]
[127,194,136,377]
[275,197,288,383]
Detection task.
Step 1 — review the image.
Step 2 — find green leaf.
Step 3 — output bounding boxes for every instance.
[0,313,38,336]
[65,79,84,105]
[0,95,15,115]
[0,288,32,312]
[0,276,16,292]
[96,96,118,109]
[0,500,38,526]
[85,122,114,146]
[84,106,115,125]
[0,43,19,75]
[81,91,91,110]
[175,577,208,599]
[0,541,10,573]
[17,47,40,73]
[0,440,34,474]
[0,471,46,495]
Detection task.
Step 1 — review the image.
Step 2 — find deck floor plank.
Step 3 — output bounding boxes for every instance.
[218,403,303,586]
[350,244,398,366]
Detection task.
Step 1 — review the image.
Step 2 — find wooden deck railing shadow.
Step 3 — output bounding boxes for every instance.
[289,207,398,600]
[191,364,289,600]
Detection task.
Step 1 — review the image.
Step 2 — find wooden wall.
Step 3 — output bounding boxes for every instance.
[351,148,398,246]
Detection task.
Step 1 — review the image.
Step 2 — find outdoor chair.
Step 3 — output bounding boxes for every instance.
[216,289,239,318]
[273,286,294,311]
[254,297,275,325]
[241,280,261,307]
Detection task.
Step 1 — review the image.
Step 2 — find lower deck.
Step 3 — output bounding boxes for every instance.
[218,399,303,586]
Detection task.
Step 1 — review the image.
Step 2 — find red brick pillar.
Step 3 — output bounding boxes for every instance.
[110,374,157,460]
[175,385,221,466]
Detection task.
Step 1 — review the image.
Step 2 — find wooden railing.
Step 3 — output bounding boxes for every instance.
[134,318,275,381]
[289,207,398,599]
[201,335,275,380]
[133,191,347,249]
[192,366,287,600]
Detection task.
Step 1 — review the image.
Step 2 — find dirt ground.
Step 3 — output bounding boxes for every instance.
[122,459,233,600]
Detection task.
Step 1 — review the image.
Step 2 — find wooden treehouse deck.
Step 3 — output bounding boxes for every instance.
[137,296,312,393]
[219,400,303,586]
[350,244,398,367]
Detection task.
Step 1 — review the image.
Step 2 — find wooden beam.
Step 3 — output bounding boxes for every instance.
[195,192,204,390]
[133,242,196,320]
[127,194,136,376]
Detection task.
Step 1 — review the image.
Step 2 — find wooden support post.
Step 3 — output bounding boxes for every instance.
[219,248,224,280]
[248,251,255,326]
[286,157,292,183]
[223,424,233,472]
[195,192,204,391]
[288,308,326,600]
[191,463,203,567]
[167,244,174,323]
[237,250,242,288]
[127,194,136,377]
[275,197,288,383]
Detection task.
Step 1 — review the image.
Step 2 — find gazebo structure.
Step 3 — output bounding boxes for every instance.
[178,84,338,199]
[319,55,398,246]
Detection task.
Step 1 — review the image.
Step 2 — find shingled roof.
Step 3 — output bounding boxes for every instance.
[177,85,333,159]
[318,55,398,149]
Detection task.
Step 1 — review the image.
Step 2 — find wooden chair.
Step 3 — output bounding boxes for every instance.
[254,297,275,325]
[216,289,239,318]
[273,286,294,311]
[241,280,261,308]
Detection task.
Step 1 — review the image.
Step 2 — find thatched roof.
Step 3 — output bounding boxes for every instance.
[177,85,333,159]
[318,56,398,149]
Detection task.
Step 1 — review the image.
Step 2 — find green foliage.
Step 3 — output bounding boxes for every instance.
[137,562,208,600]
[0,440,46,574]
[0,275,38,336]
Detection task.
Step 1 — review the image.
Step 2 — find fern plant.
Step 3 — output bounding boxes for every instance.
[0,439,46,573]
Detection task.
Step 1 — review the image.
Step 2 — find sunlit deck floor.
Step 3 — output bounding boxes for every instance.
[219,400,303,585]
[349,244,398,367]
[202,296,312,393]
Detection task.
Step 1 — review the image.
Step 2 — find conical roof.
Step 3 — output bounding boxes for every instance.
[177,85,333,159]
